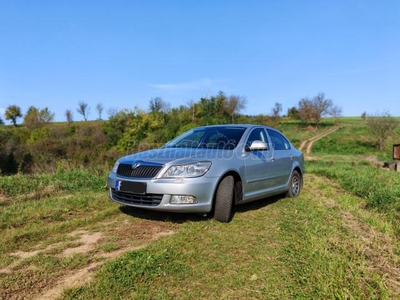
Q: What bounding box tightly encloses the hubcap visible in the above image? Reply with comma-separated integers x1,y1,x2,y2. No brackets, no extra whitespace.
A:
292,176,300,196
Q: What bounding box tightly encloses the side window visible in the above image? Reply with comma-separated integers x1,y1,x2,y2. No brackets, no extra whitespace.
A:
246,128,269,149
267,129,291,150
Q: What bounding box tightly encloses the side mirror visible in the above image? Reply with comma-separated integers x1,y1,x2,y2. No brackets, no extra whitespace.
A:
247,140,269,151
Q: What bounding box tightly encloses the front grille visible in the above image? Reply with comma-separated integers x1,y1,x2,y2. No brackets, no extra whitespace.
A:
111,189,163,206
117,164,163,178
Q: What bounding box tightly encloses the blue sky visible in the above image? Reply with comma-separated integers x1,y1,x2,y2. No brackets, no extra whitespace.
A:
1,0,399,122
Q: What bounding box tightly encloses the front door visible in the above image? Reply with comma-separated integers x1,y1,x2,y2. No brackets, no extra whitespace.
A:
243,127,275,199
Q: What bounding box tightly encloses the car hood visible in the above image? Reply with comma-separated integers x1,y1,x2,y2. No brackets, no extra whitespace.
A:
119,147,234,165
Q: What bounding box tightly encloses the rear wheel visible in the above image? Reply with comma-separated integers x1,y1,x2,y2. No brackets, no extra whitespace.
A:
286,170,301,198
214,175,234,222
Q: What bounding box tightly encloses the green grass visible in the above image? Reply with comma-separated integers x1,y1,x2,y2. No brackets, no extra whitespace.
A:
278,119,336,148
312,125,375,155
0,193,118,253
0,169,181,299
310,117,400,161
307,160,400,238
0,170,110,254
62,175,399,299
0,169,106,202
2,171,399,299
0,190,119,299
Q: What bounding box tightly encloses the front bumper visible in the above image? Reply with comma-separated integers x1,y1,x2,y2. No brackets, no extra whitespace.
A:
107,173,218,213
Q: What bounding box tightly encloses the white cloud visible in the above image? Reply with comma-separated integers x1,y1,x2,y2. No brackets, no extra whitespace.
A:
0,107,5,117
149,78,224,92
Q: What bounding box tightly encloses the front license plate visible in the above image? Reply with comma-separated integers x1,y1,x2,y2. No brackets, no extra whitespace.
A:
115,181,146,194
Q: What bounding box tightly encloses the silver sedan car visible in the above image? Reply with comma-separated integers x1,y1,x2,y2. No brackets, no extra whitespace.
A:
107,124,304,222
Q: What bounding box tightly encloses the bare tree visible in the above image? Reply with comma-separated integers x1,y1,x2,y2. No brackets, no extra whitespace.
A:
366,112,399,151
361,111,367,120
330,105,342,123
312,93,333,126
298,93,333,127
149,97,170,113
224,95,246,123
298,98,315,124
271,102,282,120
40,107,55,123
107,107,118,119
96,102,104,120
65,109,73,124
77,101,90,121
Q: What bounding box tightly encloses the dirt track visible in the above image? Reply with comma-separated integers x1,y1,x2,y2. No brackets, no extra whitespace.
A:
298,126,339,156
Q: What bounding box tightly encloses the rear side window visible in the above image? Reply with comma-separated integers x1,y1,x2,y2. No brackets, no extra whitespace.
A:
267,129,291,150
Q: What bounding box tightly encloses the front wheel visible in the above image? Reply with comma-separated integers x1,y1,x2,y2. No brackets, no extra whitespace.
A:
286,170,302,198
213,175,234,222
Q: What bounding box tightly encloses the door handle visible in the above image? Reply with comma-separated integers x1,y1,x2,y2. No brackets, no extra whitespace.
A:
270,156,275,162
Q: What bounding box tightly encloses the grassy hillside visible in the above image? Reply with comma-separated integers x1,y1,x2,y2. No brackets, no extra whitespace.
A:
1,115,398,175
311,117,400,161
1,117,400,299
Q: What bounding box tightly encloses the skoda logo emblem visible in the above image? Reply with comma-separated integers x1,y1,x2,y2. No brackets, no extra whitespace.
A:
132,162,140,169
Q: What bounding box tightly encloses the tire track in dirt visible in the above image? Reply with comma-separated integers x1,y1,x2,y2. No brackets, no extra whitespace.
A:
299,126,339,156
34,224,176,300
1,216,179,300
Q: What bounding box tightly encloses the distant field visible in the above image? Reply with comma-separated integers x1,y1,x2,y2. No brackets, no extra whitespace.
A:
286,117,400,161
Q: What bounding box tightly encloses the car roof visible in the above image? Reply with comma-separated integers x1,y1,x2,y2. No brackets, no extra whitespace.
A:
195,124,277,130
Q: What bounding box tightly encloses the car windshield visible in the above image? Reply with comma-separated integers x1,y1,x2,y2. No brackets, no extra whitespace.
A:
164,126,246,150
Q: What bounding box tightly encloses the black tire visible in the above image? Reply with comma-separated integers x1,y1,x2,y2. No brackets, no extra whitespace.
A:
286,170,302,198
214,175,234,222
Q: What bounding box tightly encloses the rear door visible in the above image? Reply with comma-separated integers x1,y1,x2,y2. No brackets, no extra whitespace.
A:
266,129,293,187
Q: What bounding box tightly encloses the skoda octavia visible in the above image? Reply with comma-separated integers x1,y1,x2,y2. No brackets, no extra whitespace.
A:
107,124,304,222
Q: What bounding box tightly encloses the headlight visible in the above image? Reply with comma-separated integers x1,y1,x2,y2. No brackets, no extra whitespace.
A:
162,161,211,178
112,161,120,173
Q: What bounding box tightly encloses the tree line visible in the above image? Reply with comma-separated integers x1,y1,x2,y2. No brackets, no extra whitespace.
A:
1,91,398,175
1,92,340,127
